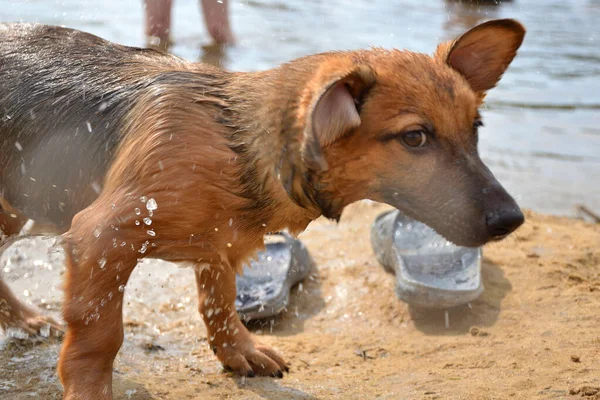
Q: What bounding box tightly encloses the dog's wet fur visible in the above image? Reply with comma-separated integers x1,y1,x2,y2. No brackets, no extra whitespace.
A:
0,20,525,399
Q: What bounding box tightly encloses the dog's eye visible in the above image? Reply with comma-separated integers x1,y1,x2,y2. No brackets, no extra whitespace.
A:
402,130,427,148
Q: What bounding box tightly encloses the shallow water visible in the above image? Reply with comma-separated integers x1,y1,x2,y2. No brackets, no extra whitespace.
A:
4,0,600,216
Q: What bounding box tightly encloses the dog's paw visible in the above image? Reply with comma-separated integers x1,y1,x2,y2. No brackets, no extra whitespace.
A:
3,310,64,340
23,313,64,338
213,337,289,378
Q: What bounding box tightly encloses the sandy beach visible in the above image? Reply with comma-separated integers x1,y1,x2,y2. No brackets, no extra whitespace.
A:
2,2,600,397
1,202,599,399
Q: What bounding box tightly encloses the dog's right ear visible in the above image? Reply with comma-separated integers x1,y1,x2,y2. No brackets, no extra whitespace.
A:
299,61,376,172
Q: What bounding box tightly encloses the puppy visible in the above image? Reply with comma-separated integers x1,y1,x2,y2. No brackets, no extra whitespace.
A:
0,19,525,399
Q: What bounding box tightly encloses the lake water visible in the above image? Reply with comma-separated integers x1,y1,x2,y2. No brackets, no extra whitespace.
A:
3,0,600,217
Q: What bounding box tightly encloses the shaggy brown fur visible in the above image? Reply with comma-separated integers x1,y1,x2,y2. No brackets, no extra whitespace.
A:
0,20,525,399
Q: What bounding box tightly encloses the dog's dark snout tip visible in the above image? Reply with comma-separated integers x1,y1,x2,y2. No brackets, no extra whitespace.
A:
486,208,525,239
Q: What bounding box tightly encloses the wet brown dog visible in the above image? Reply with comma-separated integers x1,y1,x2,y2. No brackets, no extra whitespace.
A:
0,19,525,399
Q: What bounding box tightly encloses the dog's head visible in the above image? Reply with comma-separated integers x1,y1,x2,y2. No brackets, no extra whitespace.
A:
283,19,526,247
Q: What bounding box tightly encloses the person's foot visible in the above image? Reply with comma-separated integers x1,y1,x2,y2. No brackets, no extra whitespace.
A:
201,0,235,45
146,35,172,53
206,23,235,45
144,0,173,52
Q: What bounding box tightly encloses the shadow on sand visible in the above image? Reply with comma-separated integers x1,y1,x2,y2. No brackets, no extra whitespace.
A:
409,257,512,336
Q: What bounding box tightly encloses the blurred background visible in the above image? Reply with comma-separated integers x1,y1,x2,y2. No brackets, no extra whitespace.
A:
4,0,600,218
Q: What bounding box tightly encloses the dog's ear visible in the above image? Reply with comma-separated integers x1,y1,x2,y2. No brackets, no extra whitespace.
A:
300,62,376,172
436,19,525,94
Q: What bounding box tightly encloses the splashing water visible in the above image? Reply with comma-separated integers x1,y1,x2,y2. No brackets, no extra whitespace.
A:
146,198,158,211
5,327,29,340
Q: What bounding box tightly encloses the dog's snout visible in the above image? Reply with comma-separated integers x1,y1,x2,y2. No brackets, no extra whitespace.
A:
485,207,525,239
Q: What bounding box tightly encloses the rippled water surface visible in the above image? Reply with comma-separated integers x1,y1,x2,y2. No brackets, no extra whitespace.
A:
4,0,600,216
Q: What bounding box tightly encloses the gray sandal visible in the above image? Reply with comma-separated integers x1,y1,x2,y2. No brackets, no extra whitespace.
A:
235,232,314,321
371,209,483,309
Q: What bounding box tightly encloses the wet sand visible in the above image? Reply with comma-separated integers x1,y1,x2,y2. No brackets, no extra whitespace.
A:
2,202,599,399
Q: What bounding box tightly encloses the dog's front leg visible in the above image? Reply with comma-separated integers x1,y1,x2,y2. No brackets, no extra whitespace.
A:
195,265,288,377
58,205,142,400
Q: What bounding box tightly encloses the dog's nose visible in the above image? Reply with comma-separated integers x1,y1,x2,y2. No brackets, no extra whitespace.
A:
485,207,525,239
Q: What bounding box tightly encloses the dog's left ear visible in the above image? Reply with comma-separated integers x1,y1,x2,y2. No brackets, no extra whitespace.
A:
300,62,376,172
437,19,526,94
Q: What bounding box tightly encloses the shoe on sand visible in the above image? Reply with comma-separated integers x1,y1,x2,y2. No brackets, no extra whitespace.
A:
370,209,483,309
236,232,314,321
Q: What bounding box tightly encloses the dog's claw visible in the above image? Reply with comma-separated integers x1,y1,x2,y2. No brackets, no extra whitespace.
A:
24,315,64,338
3,310,64,340
211,327,288,378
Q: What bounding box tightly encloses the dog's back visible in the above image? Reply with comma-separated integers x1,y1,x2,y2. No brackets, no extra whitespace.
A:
0,23,186,230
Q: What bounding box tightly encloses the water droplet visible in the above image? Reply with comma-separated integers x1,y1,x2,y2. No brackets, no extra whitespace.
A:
226,243,232,248
15,141,23,151
147,229,156,237
140,196,147,203
94,225,102,237
134,208,141,216
98,257,107,269
143,217,152,225
39,324,51,338
146,198,157,211
86,121,92,133
110,203,116,210
135,220,140,226
91,181,102,194
118,285,125,292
